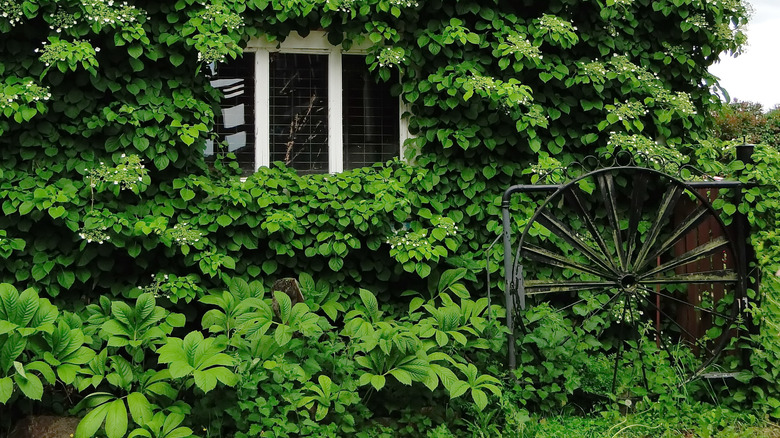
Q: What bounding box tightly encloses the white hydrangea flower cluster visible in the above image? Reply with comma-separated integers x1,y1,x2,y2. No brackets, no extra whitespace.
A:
37,39,100,68
611,296,643,323
78,224,110,244
686,14,708,29
142,273,201,302
0,80,51,110
168,223,202,245
386,232,431,251
0,0,23,26
523,105,548,127
662,91,696,116
329,0,357,13
377,47,405,67
505,34,542,60
609,100,648,121
145,273,171,300
579,61,607,82
200,4,243,30
609,0,634,5
609,55,657,83
606,132,686,164
87,154,147,191
537,14,577,34
389,0,418,7
464,75,532,109
528,154,564,178
82,0,146,27
48,10,78,33
431,217,458,237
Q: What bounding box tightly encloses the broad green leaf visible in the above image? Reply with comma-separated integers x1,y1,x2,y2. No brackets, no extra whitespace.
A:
0,376,13,403
127,392,152,425
370,374,386,391
389,369,413,385
471,388,488,410
274,324,293,346
105,398,129,438
76,403,110,438
14,372,42,400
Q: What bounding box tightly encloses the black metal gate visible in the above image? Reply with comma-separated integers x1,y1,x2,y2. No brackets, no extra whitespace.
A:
500,152,753,392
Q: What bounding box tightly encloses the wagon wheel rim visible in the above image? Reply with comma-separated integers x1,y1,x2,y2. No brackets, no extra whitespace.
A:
514,167,744,396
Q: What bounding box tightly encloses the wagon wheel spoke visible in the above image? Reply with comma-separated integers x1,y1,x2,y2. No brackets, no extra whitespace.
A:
612,297,630,393
626,294,649,390
536,208,618,276
516,167,742,395
639,270,737,285
631,185,684,270
521,245,614,278
634,288,719,359
596,173,627,270
626,173,650,268
639,237,731,278
635,284,734,320
524,280,616,295
635,205,713,272
564,188,617,272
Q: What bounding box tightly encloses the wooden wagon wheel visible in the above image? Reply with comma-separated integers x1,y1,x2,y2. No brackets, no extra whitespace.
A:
514,167,744,395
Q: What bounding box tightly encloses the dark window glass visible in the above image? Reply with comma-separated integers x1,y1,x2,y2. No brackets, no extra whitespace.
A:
207,53,255,176
342,55,399,170
269,53,329,175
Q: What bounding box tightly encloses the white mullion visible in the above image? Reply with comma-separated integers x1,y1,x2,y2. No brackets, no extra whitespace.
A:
256,50,270,169
399,100,412,162
328,50,343,173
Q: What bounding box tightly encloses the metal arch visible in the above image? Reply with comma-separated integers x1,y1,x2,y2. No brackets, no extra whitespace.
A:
500,165,748,371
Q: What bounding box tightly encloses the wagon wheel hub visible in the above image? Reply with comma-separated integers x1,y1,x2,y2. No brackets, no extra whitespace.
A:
510,166,745,396
618,273,638,291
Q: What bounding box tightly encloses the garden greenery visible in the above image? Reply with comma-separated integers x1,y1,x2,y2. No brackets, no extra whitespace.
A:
2,0,777,436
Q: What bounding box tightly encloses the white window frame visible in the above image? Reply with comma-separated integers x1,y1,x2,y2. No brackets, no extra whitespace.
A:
244,31,411,174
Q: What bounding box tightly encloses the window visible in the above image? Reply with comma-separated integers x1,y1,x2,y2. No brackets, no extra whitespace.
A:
205,32,408,176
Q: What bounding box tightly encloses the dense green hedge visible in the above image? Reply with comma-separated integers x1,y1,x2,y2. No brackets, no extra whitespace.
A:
2,0,771,436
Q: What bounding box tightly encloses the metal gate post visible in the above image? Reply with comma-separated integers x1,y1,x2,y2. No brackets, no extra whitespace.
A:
735,144,759,332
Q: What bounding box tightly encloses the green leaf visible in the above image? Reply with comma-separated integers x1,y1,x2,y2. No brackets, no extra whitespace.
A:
328,257,343,271
415,263,431,278
127,392,152,425
170,53,185,67
57,270,75,288
389,369,413,385
274,324,293,346
76,403,110,438
471,388,488,410
128,44,143,58
358,289,379,321
180,189,195,201
14,372,43,400
105,398,129,438
0,376,13,404
216,215,232,227
273,291,292,323
370,374,386,390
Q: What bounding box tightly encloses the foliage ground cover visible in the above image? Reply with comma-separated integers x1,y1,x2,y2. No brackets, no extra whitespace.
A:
3,0,780,437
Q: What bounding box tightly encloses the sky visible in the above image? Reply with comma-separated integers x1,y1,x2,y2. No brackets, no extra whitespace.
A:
708,0,780,110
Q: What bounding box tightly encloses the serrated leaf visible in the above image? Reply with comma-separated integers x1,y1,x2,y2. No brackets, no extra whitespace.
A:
389,369,412,385
370,374,386,390
274,324,293,346
273,291,292,323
